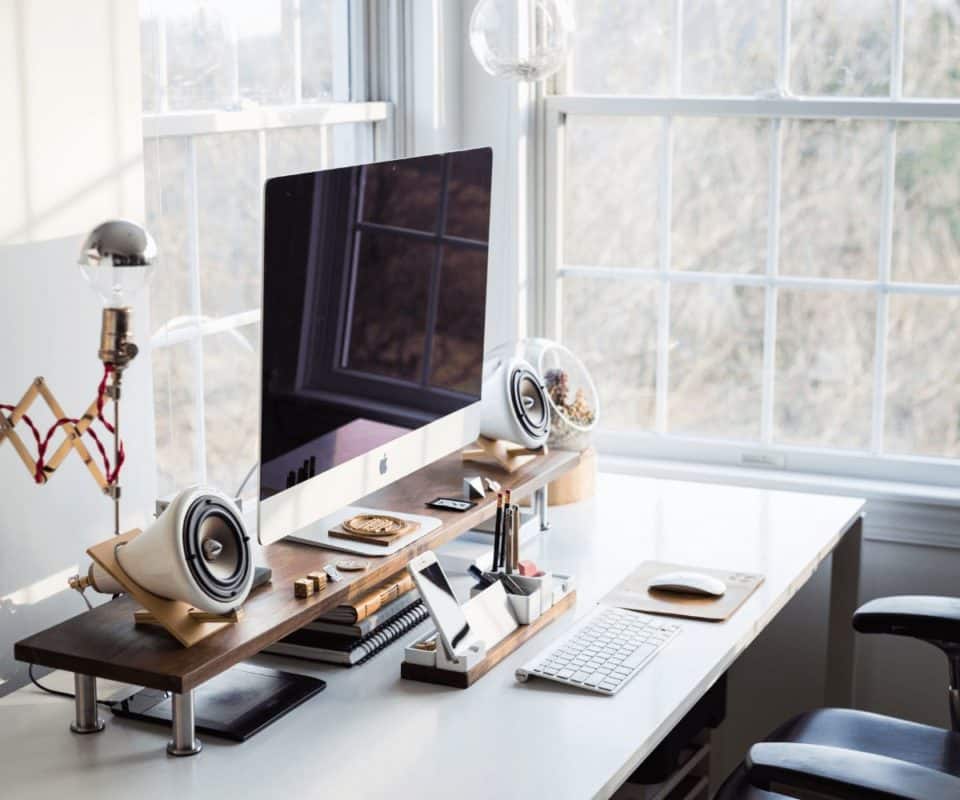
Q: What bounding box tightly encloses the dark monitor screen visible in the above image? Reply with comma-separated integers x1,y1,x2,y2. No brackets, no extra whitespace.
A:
259,147,492,500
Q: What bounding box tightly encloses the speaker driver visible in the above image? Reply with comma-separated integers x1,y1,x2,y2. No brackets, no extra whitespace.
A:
510,367,549,440
182,496,250,603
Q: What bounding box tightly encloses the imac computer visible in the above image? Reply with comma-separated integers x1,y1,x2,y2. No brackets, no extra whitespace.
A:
258,147,493,546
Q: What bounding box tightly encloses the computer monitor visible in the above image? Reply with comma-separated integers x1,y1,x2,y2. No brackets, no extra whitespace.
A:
257,147,493,546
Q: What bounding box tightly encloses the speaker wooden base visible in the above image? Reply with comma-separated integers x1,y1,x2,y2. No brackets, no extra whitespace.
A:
87,530,239,648
461,436,546,474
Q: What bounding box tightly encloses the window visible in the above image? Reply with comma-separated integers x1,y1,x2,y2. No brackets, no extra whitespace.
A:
140,1,391,499
542,1,960,485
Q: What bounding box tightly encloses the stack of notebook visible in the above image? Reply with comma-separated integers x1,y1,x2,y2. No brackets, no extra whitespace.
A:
265,571,427,666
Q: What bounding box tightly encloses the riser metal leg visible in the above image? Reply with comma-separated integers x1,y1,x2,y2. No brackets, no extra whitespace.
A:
535,485,550,531
167,690,202,756
70,673,105,734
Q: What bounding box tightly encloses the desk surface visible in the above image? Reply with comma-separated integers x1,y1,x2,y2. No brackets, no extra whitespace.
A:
0,472,863,800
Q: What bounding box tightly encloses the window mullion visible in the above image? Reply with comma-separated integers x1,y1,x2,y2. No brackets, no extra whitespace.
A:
778,0,792,94
871,121,897,454
761,118,783,444
655,115,674,434
185,136,208,485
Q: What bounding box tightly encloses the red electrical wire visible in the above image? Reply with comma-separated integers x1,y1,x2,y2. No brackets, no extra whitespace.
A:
1,365,125,485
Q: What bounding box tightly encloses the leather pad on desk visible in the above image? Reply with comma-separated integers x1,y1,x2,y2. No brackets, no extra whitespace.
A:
603,561,763,621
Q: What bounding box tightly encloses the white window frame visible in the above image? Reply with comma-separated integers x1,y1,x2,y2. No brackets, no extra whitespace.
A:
539,0,960,491
144,1,396,487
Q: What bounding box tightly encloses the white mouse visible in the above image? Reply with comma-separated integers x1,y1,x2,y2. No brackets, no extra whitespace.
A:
648,571,727,597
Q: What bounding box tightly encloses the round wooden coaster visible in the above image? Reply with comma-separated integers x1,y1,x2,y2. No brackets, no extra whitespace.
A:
335,559,368,572
341,514,417,538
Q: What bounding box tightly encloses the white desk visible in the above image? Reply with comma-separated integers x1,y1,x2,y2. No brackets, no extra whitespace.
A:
0,472,863,800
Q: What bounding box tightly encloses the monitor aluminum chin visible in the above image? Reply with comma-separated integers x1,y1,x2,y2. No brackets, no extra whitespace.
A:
258,401,480,545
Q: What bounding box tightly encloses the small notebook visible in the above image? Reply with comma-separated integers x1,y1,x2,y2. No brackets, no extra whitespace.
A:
603,561,764,622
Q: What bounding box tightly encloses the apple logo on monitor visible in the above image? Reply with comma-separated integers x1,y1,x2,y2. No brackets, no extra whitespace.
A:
379,454,388,475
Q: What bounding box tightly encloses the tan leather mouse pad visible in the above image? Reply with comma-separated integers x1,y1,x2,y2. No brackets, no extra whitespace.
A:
603,561,764,622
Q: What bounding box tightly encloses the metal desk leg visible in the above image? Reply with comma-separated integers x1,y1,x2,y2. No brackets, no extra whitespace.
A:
825,515,863,708
70,673,105,734
167,690,202,756
535,485,551,531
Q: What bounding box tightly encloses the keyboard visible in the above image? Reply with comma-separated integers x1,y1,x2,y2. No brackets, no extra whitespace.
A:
515,605,681,695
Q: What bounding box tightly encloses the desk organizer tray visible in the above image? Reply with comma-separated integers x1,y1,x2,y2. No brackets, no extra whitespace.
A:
401,574,576,689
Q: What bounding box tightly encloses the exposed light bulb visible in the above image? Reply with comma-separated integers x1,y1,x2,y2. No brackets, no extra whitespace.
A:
78,219,157,308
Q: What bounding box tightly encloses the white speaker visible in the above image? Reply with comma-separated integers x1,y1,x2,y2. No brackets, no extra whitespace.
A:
81,487,255,615
479,356,551,449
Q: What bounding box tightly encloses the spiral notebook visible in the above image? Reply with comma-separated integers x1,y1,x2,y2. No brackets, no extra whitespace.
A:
264,600,428,666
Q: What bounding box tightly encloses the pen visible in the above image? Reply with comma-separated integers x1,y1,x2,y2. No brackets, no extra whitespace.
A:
502,490,512,571
493,492,504,571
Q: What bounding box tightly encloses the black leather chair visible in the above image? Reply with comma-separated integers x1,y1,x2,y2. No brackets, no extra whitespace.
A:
715,595,960,799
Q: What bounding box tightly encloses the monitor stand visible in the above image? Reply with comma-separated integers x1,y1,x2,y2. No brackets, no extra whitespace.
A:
284,505,442,556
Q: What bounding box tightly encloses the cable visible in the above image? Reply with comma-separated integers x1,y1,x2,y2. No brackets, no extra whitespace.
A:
28,664,116,708
233,461,258,500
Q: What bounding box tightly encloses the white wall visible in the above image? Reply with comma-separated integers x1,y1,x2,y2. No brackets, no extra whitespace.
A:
0,0,155,695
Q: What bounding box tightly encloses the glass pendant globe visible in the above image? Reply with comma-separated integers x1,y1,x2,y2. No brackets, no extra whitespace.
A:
469,0,574,82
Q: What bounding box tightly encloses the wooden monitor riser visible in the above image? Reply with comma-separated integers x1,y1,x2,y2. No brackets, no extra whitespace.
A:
15,449,581,694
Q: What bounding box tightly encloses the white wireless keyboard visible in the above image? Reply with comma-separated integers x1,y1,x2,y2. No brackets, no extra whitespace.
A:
515,605,681,695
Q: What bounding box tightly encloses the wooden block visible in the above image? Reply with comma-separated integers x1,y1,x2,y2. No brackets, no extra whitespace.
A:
307,571,328,592
294,578,314,599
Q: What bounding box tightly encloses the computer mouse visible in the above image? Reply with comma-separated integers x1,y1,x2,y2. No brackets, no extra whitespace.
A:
648,571,727,597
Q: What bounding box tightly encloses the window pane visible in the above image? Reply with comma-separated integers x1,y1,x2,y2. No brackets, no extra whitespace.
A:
145,137,192,329
884,296,960,458
682,1,778,95
149,1,298,110
153,340,201,498
347,233,433,382
775,289,875,449
564,116,660,268
301,0,338,101
669,285,764,439
560,277,658,430
672,117,768,272
195,132,261,319
779,120,884,279
266,126,331,178
570,0,672,95
903,5,960,98
429,247,488,394
203,325,260,496
790,0,892,97
891,122,960,284
362,157,444,232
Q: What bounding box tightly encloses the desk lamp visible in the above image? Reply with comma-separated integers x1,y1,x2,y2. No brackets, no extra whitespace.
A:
77,220,156,535
0,220,155,539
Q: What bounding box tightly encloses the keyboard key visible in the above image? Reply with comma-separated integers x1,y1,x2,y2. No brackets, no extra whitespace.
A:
571,671,590,683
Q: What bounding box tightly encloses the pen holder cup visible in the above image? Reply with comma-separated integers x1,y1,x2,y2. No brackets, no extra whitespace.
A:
508,573,554,616
506,588,541,624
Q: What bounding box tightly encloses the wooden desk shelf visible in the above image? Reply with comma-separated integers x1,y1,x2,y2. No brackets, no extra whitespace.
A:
15,449,581,696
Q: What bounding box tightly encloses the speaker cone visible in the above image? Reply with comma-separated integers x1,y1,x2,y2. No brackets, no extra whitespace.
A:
182,496,250,602
510,366,549,440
